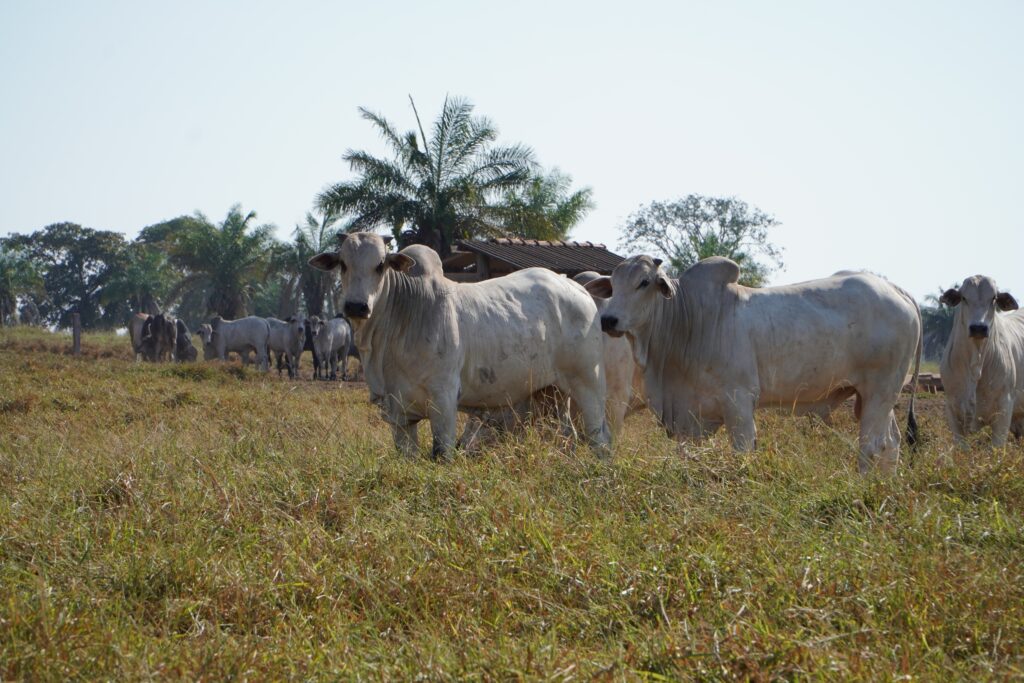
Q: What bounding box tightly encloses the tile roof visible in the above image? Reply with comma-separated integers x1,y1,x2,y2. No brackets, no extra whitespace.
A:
448,238,625,276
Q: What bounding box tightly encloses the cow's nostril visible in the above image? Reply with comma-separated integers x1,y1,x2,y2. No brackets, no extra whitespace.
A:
968,324,989,339
601,315,619,332
344,302,371,319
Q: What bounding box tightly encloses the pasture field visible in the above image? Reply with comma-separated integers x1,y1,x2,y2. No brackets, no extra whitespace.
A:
1,327,1022,680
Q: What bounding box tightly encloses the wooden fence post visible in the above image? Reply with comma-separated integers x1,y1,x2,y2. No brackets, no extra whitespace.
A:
72,312,82,356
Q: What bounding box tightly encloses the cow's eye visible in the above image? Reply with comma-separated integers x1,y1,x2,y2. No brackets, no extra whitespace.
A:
376,261,385,274
638,279,650,289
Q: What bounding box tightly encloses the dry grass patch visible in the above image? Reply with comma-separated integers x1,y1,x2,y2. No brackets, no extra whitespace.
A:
1,327,1022,679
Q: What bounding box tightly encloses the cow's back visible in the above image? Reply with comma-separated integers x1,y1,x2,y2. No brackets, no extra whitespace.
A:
453,268,603,407
739,272,919,404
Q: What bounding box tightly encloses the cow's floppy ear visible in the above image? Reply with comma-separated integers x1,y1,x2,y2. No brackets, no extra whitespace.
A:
657,274,675,299
387,253,415,272
584,276,614,299
939,288,962,307
996,291,1019,312
309,251,342,271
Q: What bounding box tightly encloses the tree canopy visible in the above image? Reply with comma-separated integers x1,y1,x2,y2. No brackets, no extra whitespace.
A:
497,170,594,241
0,244,44,326
319,96,593,255
1,223,129,328
160,205,281,320
618,195,784,287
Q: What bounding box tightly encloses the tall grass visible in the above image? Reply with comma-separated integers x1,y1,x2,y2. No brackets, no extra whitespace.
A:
1,328,1021,679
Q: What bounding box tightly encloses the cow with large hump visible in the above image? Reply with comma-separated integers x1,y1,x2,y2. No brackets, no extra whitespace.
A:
585,255,922,474
939,275,1024,448
195,316,271,370
309,233,612,461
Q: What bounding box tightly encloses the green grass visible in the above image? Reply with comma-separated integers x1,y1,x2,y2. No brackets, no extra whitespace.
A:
1,327,1022,680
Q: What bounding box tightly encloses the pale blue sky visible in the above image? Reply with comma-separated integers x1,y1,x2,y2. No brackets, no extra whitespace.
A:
1,1,1021,300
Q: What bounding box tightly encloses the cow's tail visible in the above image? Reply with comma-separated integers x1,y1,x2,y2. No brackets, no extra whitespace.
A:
905,291,923,451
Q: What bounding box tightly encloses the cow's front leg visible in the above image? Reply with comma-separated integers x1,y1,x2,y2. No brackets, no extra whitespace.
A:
990,395,1015,448
724,393,757,452
428,390,459,462
390,420,420,459
945,401,970,451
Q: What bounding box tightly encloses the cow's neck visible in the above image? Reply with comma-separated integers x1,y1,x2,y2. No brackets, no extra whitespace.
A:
634,280,733,420
353,270,453,392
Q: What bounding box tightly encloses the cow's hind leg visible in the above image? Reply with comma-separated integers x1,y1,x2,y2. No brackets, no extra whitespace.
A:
559,378,611,460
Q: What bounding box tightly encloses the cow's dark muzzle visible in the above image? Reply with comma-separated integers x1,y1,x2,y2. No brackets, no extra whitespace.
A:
344,301,371,319
601,315,624,337
969,324,989,339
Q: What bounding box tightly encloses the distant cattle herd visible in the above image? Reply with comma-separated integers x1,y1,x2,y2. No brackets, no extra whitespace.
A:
127,235,1024,472
128,310,359,381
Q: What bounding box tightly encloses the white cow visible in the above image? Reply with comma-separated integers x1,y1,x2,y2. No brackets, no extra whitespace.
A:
573,271,646,433
939,275,1023,448
196,316,271,370
309,233,611,461
267,317,305,378
128,312,151,362
310,316,354,381
586,256,921,473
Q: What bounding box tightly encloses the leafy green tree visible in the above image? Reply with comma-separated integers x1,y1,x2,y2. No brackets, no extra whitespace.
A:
497,169,594,241
618,195,784,287
318,96,536,256
0,245,44,326
921,286,958,361
98,242,176,317
1,222,129,328
163,205,280,320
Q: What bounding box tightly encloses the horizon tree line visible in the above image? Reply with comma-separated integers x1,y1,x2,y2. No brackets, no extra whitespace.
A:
4,95,954,356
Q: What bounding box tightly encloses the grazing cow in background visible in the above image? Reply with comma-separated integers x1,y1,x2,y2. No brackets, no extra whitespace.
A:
310,315,354,381
940,276,1024,448
574,271,646,433
141,313,177,362
586,256,921,474
309,232,611,461
267,317,305,378
196,316,271,370
128,312,151,361
174,319,198,362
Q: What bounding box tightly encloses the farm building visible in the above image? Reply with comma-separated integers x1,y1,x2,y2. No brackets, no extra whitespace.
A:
441,237,625,282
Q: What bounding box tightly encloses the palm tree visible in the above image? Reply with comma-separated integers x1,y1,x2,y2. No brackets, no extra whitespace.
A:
166,205,279,319
497,169,594,241
290,208,342,317
317,96,536,256
922,286,957,361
